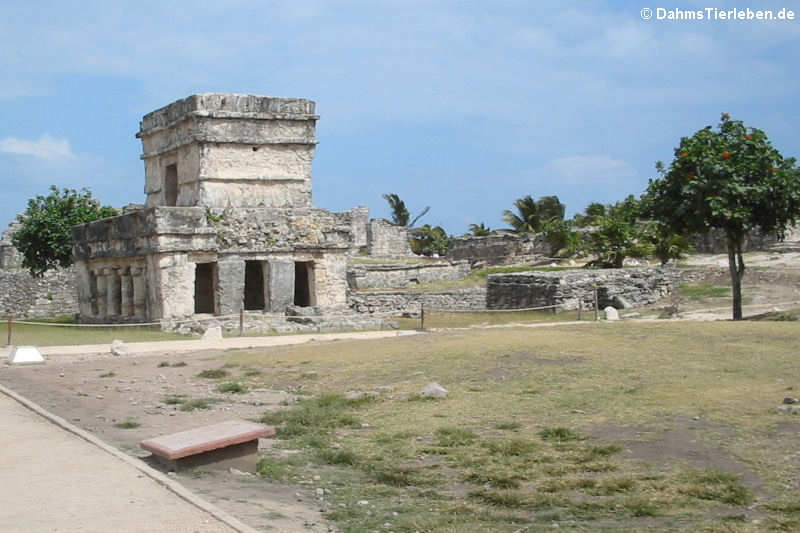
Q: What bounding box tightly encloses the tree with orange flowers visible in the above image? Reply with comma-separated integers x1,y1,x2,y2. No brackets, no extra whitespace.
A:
646,113,800,320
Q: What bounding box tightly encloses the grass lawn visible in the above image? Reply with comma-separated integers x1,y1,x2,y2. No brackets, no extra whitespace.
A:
0,318,189,346
395,309,590,330
212,321,800,532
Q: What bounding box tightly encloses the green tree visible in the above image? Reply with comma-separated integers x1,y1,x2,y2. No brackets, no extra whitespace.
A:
12,186,117,277
503,195,565,233
467,223,492,237
410,225,452,256
646,113,800,319
645,223,693,265
541,218,582,257
571,202,606,227
587,196,652,268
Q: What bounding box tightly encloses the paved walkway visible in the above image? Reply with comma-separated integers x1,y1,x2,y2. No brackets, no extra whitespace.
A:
0,385,256,533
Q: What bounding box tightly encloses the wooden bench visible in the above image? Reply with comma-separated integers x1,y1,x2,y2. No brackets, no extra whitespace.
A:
140,420,275,470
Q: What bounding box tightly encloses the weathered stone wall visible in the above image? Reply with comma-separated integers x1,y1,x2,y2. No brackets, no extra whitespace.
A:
448,233,551,265
367,219,412,256
347,261,470,290
349,287,487,316
0,220,23,269
487,267,680,311
690,226,800,254
0,266,78,318
690,228,776,254
336,206,369,253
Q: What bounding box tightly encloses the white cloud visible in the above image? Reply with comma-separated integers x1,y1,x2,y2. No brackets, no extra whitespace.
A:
0,134,74,160
544,155,638,185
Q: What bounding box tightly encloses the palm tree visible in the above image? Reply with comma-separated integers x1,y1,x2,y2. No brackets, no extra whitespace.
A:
468,223,492,236
503,195,539,233
503,195,565,233
382,193,430,227
382,193,410,226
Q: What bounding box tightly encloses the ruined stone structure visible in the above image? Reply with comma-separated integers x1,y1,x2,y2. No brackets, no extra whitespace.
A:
347,260,470,290
486,267,680,312
72,94,371,323
0,221,23,269
448,233,551,266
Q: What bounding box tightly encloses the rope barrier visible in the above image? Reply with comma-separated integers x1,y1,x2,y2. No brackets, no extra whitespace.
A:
423,303,564,313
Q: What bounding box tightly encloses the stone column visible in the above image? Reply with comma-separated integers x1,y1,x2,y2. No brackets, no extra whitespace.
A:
105,267,121,318
131,266,147,320
216,259,245,316
95,270,108,319
266,260,295,312
120,268,133,318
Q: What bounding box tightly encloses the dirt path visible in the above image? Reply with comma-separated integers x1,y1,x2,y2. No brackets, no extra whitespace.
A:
0,348,333,532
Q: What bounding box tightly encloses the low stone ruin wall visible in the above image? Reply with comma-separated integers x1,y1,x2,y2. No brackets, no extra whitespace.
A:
487,267,680,311
161,308,391,335
367,219,412,257
0,267,79,318
349,287,487,316
448,233,551,266
347,260,470,290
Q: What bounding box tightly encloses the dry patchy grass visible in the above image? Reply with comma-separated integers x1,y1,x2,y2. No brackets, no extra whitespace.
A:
212,321,799,531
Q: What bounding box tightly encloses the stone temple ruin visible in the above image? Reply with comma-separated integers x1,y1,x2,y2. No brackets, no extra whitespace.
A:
71,94,397,327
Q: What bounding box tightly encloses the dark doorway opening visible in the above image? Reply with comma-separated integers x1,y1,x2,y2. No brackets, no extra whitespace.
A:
244,261,265,310
294,262,315,307
165,164,178,206
194,262,215,314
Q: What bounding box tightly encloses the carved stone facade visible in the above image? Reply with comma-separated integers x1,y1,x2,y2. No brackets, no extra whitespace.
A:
72,94,373,323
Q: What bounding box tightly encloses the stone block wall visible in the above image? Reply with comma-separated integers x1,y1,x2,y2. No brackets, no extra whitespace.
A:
349,287,487,316
367,219,412,256
0,220,23,269
448,233,551,265
487,267,680,311
347,261,470,290
0,266,79,318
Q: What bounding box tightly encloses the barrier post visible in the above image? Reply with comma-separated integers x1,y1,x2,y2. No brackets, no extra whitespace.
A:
593,285,599,321
420,303,425,331
6,315,11,346
239,309,244,336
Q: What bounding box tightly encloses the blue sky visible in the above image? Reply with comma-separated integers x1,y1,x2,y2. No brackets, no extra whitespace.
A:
1,1,798,235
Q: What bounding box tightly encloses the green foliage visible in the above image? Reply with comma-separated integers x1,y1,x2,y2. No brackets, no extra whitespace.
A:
646,113,800,319
259,393,373,438
541,218,583,257
502,195,565,234
679,470,752,505
467,222,492,237
216,381,248,394
409,224,453,256
539,427,586,442
646,223,693,265
13,186,117,277
197,368,230,379
586,196,652,268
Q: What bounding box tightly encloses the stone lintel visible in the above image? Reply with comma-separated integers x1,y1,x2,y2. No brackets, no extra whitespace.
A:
140,420,275,460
